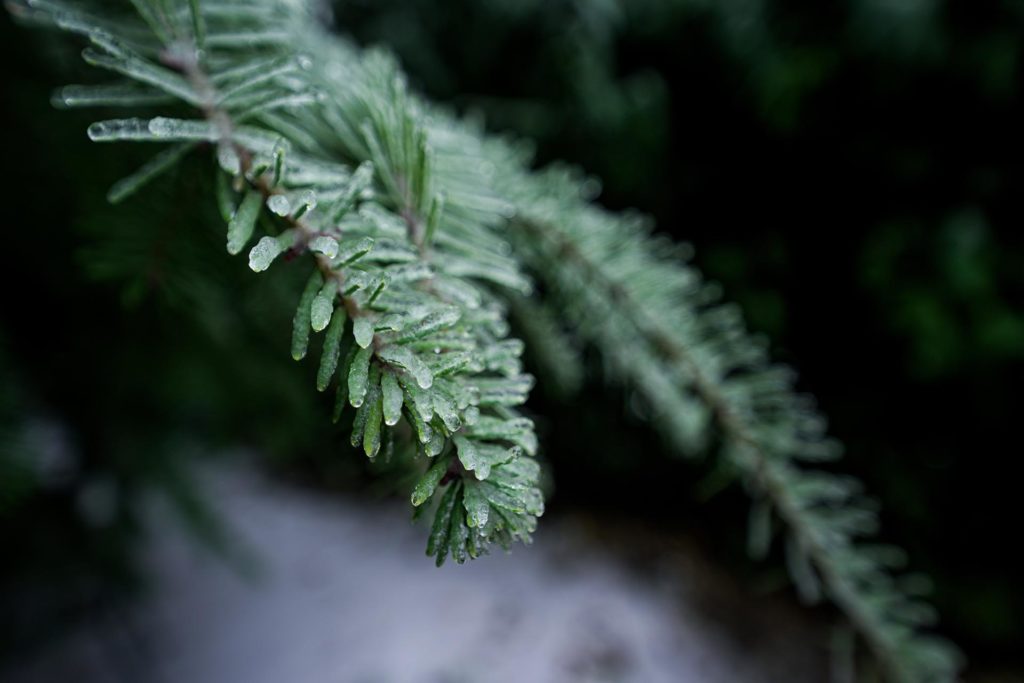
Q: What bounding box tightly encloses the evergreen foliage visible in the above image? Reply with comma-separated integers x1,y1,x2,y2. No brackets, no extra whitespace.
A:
9,0,962,680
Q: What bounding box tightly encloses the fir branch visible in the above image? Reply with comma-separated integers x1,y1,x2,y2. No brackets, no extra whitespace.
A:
500,165,961,682
11,1,963,679
18,0,544,566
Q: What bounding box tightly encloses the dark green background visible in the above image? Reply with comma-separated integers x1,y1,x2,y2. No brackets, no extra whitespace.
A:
2,0,1022,675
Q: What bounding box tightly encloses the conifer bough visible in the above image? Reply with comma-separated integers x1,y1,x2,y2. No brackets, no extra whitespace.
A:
12,0,962,680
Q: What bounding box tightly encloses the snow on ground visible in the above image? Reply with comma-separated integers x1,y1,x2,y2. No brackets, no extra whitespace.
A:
6,463,823,683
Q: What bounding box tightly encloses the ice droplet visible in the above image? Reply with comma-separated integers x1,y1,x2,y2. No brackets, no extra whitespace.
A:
217,145,241,175
309,236,339,259
248,236,283,272
147,117,173,137
311,297,334,332
267,194,291,216
353,317,374,349
299,189,318,211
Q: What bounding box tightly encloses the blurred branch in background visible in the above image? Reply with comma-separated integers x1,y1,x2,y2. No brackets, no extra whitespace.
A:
331,0,1024,670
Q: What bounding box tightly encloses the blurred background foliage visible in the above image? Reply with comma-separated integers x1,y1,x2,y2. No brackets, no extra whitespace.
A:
1,0,1022,676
